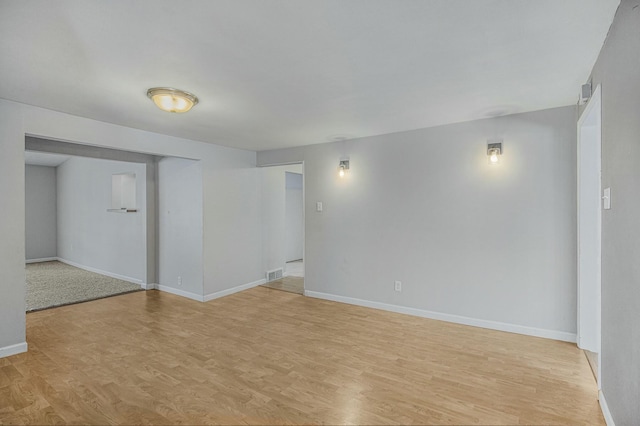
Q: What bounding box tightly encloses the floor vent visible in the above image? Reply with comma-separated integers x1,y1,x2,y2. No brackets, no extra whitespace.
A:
266,268,283,282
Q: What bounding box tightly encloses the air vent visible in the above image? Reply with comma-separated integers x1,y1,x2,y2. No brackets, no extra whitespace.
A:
266,268,283,282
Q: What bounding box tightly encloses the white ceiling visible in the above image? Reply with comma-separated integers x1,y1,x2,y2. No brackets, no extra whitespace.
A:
0,1,619,151
24,151,71,167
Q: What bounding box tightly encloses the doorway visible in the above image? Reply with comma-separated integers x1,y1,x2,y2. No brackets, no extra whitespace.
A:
260,163,305,295
24,149,148,311
284,171,304,278
577,85,602,386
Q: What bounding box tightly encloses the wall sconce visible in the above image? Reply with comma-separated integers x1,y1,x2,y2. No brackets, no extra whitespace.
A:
487,141,502,165
338,159,350,178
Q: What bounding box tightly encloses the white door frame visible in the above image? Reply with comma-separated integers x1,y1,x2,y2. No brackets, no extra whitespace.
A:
577,84,602,387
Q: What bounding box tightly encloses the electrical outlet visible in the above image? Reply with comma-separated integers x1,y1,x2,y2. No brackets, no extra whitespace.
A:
394,281,402,292
178,276,182,287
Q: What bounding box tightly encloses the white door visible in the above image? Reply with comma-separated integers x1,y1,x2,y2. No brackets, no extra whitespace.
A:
577,85,602,363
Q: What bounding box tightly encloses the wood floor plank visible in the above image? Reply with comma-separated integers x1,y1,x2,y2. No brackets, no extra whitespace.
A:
0,288,603,425
261,276,304,294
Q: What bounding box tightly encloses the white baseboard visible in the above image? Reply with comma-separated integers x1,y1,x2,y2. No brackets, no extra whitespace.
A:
156,278,266,302
156,285,203,302
304,291,577,343
57,257,143,286
599,390,615,426
26,257,57,264
141,283,157,290
0,342,28,359
203,278,266,302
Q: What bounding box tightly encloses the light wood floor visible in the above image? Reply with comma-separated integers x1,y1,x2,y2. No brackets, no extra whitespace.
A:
1,288,603,425
261,276,304,295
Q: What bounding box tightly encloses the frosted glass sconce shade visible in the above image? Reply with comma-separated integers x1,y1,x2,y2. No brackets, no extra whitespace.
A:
338,159,349,177
487,141,502,165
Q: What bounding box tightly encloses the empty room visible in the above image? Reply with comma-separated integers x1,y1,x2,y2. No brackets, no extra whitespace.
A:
24,149,148,312
0,1,638,425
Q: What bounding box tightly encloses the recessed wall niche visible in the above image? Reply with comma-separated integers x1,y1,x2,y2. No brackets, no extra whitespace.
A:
110,172,137,212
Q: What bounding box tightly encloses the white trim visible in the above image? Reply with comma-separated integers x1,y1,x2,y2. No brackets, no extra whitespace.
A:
577,84,603,386
599,390,615,426
203,278,266,302
0,342,28,359
301,162,305,294
156,285,203,302
25,257,57,264
140,283,157,290
57,257,143,285
305,291,577,343
155,279,266,302
257,161,304,167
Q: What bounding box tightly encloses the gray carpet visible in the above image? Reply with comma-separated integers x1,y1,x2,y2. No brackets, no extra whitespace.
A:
26,261,142,312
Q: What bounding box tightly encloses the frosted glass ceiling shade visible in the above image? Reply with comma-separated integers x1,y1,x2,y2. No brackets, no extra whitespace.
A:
147,87,198,113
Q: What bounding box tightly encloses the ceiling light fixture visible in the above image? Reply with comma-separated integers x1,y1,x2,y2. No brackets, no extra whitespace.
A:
146,87,199,113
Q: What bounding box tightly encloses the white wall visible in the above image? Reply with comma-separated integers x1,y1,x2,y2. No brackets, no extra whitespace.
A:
25,165,57,260
258,106,577,340
285,172,303,262
0,98,262,356
585,1,640,423
56,157,147,283
158,157,203,297
203,163,263,297
261,164,303,274
0,101,27,355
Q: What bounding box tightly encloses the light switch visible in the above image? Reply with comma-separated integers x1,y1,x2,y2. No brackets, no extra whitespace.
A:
603,187,611,210
316,201,323,212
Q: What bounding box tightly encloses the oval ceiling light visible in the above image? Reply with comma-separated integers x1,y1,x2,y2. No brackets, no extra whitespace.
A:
146,87,199,113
